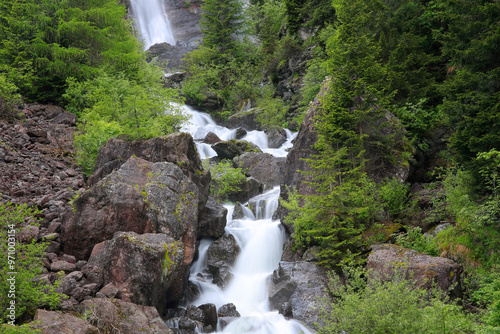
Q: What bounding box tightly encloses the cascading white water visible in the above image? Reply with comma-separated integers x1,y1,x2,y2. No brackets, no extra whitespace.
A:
180,104,297,160
181,107,313,333
128,3,305,330
130,0,176,49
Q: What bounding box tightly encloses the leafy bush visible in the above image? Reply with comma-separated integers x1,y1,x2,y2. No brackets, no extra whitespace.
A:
434,168,500,269
203,159,247,201
254,86,289,128
0,202,62,325
472,269,500,331
321,266,475,334
378,177,411,220
0,74,21,120
65,66,187,176
395,226,439,257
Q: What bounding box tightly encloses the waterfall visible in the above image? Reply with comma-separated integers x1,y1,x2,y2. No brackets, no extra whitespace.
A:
130,0,176,49
183,108,312,333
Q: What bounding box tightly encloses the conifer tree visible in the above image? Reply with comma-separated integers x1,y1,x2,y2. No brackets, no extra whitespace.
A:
200,0,244,54
283,0,390,269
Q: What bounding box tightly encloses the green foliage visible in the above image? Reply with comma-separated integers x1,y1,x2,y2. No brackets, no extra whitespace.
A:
395,226,439,257
438,0,500,183
65,65,186,176
321,266,476,333
200,0,244,54
1,324,41,334
0,0,144,102
254,86,288,128
283,0,302,35
282,171,378,268
378,177,411,220
247,0,286,53
394,99,441,152
0,74,21,120
434,169,500,269
203,159,247,201
472,269,500,330
182,44,259,114
0,202,62,325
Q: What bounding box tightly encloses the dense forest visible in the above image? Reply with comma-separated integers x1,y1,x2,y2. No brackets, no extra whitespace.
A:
1,0,499,332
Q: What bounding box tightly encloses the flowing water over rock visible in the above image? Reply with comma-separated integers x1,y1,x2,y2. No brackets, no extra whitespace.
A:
130,0,176,49
182,108,311,333
130,2,309,332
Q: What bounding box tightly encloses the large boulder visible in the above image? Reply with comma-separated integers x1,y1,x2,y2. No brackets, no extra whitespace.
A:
88,232,185,313
198,197,227,238
211,139,262,160
268,261,331,331
62,157,199,260
31,309,98,334
206,234,240,288
226,177,262,203
147,41,198,72
265,128,288,149
233,152,286,186
86,133,210,213
367,244,463,297
225,108,262,131
81,297,173,333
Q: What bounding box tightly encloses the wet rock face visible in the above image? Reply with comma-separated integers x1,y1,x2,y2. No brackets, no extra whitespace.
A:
87,133,210,213
268,261,332,331
233,152,286,186
62,157,199,261
367,244,463,298
225,108,262,131
206,234,240,288
88,232,185,313
198,197,227,238
164,0,203,44
265,127,287,149
211,139,262,160
81,297,173,334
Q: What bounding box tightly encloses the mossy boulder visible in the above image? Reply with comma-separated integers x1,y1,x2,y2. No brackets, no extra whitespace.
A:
88,232,185,313
367,244,463,298
211,139,262,160
62,157,199,261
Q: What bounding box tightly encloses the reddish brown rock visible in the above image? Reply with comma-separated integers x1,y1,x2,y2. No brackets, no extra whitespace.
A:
32,309,98,334
87,133,210,213
367,244,462,297
88,232,185,313
62,156,199,261
81,298,173,334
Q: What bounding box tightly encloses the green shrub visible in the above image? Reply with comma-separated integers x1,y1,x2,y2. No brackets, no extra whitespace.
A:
321,266,476,334
254,86,288,128
203,160,247,201
0,74,21,120
395,226,439,257
65,66,187,176
378,177,411,220
0,202,62,325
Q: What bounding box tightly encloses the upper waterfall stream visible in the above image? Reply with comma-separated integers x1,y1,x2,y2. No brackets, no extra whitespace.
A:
130,0,175,49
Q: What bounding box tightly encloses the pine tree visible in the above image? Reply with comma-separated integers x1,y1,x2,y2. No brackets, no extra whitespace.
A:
282,0,390,268
200,0,244,54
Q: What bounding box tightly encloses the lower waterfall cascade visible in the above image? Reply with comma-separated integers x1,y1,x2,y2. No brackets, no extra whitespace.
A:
178,106,313,334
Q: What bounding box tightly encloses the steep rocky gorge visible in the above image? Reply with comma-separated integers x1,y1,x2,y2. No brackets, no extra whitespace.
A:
1,87,465,333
